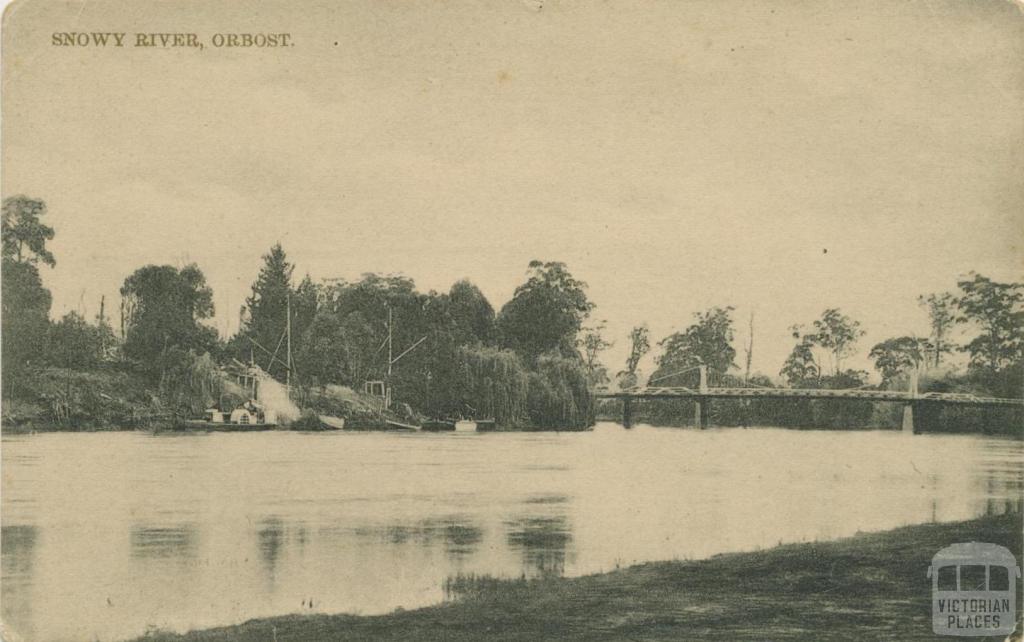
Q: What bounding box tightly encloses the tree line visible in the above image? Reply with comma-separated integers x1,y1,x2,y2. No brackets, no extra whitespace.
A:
597,271,1021,431
3,194,1020,431
1,196,597,429
610,278,1021,399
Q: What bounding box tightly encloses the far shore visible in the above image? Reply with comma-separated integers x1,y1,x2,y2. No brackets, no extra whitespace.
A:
5,421,1022,436
136,512,1022,642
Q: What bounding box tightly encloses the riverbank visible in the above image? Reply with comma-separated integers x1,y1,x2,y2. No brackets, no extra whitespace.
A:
1,366,589,433
137,512,1021,641
1,366,171,433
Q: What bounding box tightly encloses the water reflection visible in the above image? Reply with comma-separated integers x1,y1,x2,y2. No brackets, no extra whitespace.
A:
426,518,485,559
350,517,484,559
506,516,573,576
255,517,312,587
524,493,569,505
0,427,1021,641
2,525,38,640
256,517,285,581
130,524,199,560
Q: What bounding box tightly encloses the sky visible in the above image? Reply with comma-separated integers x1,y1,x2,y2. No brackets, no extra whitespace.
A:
3,0,1023,380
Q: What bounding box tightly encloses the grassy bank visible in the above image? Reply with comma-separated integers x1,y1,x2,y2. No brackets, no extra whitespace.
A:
1,365,170,432
138,513,1022,641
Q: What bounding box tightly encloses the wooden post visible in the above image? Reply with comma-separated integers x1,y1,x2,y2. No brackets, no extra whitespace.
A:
623,397,633,429
698,365,708,393
694,397,704,429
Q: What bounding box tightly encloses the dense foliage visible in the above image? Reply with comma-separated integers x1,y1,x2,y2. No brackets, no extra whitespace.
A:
868,336,926,385
285,264,593,428
651,307,736,386
955,273,1024,372
781,309,864,386
232,244,319,380
120,264,218,371
2,258,52,376
1,197,56,381
2,196,55,268
454,345,529,426
496,261,593,364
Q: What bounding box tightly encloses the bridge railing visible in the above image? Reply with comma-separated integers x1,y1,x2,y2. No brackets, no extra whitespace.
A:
623,365,1022,406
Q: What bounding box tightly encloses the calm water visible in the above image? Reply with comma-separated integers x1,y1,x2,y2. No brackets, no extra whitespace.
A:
2,424,1022,641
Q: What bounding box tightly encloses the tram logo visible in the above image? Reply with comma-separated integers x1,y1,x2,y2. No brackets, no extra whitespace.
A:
928,542,1020,636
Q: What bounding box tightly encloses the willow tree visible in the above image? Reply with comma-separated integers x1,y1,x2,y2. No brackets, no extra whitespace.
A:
527,352,593,430
158,350,227,416
455,345,529,427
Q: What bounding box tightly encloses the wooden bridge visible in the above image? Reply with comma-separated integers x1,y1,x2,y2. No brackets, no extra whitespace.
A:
596,366,1024,432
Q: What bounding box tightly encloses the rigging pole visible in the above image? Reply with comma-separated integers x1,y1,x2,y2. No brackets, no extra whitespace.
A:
286,293,292,392
386,305,393,408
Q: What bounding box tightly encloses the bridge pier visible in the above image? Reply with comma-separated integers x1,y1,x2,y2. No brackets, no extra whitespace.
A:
901,402,915,434
622,397,633,429
902,372,920,434
695,365,709,429
694,397,710,429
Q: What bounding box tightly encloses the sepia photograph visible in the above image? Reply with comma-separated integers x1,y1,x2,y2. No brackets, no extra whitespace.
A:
1,0,1022,640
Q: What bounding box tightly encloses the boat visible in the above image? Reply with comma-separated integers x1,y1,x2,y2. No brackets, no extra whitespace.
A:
421,418,496,432
385,419,421,431
472,419,497,431
178,402,277,431
317,415,346,430
422,419,456,432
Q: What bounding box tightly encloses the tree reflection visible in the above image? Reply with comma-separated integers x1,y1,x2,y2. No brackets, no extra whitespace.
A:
256,517,309,585
257,517,285,582
506,516,573,577
352,517,484,561
2,525,38,640
129,524,198,560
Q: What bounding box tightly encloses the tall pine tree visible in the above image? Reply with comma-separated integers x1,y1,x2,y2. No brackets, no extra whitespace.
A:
241,244,295,381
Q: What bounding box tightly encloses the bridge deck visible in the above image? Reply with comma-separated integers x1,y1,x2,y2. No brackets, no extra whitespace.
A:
597,387,1024,407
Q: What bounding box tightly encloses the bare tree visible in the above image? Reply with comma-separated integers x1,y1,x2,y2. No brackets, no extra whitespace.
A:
918,292,956,368
744,311,754,382
617,324,650,389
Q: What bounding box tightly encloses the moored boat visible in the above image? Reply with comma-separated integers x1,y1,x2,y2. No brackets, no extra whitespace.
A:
317,415,346,430
384,419,421,431
472,419,496,431
178,400,278,432
422,419,456,432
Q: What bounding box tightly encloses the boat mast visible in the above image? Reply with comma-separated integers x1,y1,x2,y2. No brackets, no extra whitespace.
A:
386,305,392,408
286,292,292,393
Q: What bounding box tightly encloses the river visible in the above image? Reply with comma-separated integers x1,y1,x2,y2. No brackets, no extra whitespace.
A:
2,424,1021,641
